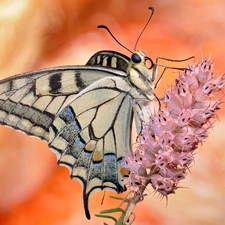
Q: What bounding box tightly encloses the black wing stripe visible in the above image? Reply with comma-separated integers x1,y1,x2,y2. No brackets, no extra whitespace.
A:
49,72,62,94
0,99,55,129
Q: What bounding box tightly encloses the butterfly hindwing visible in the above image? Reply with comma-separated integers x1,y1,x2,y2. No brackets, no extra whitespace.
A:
48,76,133,219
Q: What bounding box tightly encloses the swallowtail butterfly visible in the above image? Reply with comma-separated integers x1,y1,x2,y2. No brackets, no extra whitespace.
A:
0,7,163,219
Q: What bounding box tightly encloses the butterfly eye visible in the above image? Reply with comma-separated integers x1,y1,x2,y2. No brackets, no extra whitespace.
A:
145,57,154,70
131,53,142,63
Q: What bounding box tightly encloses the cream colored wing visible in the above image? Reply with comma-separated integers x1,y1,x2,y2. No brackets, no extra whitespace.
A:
48,76,133,219
0,66,126,141
0,50,150,219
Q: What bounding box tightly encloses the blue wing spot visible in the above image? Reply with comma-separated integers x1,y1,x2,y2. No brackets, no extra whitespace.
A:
59,106,76,122
73,119,81,132
71,134,86,158
105,153,116,161
104,153,117,181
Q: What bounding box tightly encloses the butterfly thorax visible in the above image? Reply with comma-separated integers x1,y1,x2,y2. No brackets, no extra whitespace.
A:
127,51,155,100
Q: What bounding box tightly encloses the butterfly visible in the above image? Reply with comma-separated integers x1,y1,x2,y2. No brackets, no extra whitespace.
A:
0,8,158,219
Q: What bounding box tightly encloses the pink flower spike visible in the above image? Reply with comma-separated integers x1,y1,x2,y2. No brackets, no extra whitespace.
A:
122,57,224,201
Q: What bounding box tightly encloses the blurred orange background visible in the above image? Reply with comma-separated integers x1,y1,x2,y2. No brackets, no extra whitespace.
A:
0,0,225,224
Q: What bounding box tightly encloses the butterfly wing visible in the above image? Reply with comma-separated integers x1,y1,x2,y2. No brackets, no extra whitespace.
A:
0,51,132,219
0,51,129,141
0,66,110,140
48,76,132,219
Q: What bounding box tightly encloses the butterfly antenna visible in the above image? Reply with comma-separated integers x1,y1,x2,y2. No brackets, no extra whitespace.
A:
98,25,133,54
134,7,154,51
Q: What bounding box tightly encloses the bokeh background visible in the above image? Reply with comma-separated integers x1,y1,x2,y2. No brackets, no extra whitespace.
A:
0,0,225,224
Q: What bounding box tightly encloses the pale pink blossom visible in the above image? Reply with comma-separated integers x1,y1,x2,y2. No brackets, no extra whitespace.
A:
123,58,225,198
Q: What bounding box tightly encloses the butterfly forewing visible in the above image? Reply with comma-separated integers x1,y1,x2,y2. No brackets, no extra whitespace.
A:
0,51,128,141
0,72,57,140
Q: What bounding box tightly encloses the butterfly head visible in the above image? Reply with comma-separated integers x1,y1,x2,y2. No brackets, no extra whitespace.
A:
127,51,156,95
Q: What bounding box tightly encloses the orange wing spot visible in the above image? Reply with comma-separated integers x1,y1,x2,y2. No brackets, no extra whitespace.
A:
93,149,103,162
85,140,96,152
92,139,103,162
92,141,104,162
120,167,130,176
